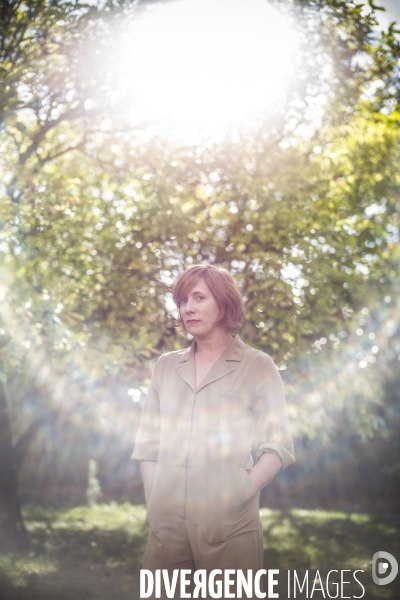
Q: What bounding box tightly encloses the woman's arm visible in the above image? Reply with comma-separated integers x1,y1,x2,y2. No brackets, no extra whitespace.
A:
253,355,295,471
248,452,282,492
140,460,157,481
131,358,162,463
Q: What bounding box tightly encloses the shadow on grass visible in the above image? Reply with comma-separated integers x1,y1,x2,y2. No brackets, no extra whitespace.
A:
0,503,148,600
260,508,400,599
0,505,399,599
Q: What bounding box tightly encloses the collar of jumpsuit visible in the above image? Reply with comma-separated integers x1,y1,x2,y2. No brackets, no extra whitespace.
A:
176,333,245,393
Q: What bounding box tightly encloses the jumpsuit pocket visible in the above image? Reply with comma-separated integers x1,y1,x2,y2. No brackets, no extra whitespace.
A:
206,467,260,544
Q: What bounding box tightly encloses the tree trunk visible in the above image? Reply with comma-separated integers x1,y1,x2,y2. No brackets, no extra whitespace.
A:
0,382,30,553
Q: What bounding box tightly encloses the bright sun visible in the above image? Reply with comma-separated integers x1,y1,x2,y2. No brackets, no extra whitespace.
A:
120,0,298,134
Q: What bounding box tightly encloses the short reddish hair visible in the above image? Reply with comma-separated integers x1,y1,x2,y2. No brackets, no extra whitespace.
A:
172,264,244,333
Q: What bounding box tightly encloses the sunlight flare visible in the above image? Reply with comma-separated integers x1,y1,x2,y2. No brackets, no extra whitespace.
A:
120,0,298,133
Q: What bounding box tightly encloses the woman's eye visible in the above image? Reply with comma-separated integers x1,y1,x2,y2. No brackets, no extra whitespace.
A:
180,298,187,304
196,296,204,300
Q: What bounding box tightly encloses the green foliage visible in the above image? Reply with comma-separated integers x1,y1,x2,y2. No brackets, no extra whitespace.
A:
0,0,399,505
1,0,399,363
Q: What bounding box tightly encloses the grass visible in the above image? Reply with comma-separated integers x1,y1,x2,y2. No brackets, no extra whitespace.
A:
0,504,399,599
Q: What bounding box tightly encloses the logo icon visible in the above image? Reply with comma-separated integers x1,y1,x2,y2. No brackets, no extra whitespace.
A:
370,551,398,586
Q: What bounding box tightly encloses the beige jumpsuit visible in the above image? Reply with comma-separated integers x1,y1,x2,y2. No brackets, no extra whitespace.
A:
131,335,295,594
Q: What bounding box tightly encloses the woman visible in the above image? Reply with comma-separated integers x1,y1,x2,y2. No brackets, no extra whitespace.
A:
132,264,295,595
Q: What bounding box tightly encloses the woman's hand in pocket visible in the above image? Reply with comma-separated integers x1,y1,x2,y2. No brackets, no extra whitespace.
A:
248,452,282,492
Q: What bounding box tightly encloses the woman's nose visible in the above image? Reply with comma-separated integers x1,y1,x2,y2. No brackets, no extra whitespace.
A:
185,299,195,313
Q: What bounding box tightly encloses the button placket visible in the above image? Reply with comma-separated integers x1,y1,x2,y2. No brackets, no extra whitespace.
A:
180,392,197,518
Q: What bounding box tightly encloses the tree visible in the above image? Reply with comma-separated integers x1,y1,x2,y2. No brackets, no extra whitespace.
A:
0,0,149,552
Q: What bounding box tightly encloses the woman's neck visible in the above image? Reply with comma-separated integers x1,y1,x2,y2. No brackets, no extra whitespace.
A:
195,329,233,356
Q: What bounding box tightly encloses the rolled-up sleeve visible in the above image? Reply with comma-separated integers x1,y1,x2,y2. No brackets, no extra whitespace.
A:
253,355,295,470
131,357,161,462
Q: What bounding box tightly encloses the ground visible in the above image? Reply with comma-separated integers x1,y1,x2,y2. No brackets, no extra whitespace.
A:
0,504,399,599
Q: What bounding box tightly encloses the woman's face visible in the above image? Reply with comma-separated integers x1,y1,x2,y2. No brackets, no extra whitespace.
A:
179,279,224,339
